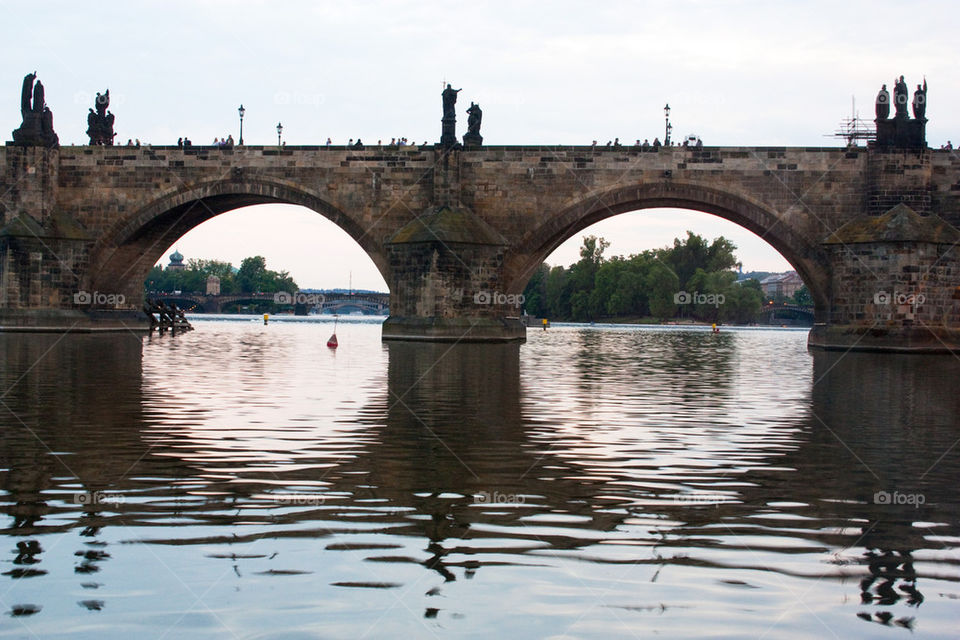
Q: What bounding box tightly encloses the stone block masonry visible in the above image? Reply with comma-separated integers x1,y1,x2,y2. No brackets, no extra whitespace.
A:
1,143,958,351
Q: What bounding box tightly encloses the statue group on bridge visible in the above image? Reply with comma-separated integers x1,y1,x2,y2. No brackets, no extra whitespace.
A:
11,72,58,147
86,90,116,145
440,82,484,148
875,75,927,149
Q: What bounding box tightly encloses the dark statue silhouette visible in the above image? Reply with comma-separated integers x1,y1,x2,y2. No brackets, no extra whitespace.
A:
466,102,482,134
875,84,890,120
893,75,909,118
11,72,58,147
86,90,116,146
440,83,462,147
441,83,461,120
874,74,926,149
912,80,927,120
463,101,483,147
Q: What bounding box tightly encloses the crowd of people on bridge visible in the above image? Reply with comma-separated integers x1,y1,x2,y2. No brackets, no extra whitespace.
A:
591,137,704,150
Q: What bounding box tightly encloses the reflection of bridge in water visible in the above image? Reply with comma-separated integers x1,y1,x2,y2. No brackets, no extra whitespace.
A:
147,290,389,315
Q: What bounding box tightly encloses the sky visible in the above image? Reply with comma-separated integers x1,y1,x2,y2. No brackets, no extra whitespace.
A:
3,1,957,290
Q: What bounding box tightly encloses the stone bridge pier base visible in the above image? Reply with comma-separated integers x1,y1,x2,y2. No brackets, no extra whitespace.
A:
381,206,526,342
808,205,960,353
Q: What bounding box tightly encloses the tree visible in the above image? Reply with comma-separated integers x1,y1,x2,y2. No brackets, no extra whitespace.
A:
145,254,296,299
237,256,268,293
521,263,550,317
792,284,813,306
545,265,569,318
723,281,763,324
646,263,679,321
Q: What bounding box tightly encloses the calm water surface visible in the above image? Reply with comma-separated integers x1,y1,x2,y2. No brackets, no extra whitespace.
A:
0,318,958,638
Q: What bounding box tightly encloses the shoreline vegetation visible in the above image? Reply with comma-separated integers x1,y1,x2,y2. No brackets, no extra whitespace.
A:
521,232,812,326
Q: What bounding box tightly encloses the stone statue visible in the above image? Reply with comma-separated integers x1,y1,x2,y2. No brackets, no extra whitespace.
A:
463,101,483,147
440,83,462,147
894,75,909,119
12,72,58,147
912,79,927,120
875,75,927,150
96,91,108,115
875,84,890,120
20,72,35,113
32,81,44,115
86,89,116,145
442,84,461,120
466,102,482,135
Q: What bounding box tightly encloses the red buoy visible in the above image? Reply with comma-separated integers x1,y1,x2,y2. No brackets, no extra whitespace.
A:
327,315,339,348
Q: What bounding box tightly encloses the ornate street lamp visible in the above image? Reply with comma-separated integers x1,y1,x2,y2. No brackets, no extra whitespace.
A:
664,103,672,146
277,122,283,146
238,104,245,145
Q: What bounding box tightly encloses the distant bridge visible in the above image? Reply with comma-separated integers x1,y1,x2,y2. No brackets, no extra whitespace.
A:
761,303,815,325
148,291,389,315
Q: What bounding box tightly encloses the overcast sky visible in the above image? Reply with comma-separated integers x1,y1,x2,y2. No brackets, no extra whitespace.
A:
4,1,956,290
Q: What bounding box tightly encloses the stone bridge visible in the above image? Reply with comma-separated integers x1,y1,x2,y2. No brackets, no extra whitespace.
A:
1,142,959,352
150,290,389,314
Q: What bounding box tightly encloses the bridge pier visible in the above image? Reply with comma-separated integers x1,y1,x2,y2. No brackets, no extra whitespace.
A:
381,205,526,342
808,204,960,353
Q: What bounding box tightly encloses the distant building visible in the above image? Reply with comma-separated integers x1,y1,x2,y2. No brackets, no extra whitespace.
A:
167,250,185,271
760,271,804,299
206,275,221,295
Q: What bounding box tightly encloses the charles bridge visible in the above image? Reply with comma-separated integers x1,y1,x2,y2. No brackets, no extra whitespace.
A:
1,75,959,352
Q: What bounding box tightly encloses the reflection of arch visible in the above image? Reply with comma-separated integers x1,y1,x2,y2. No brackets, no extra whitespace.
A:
505,181,830,318
86,177,389,300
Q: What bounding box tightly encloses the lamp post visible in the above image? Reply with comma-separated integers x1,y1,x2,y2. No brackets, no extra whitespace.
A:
664,103,672,146
277,122,283,146
238,104,245,145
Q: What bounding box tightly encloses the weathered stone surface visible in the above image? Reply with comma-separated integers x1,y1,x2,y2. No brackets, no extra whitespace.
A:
1,143,958,350
825,204,960,244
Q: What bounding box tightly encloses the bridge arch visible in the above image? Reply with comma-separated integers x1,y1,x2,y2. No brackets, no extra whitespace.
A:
505,180,831,317
85,177,389,303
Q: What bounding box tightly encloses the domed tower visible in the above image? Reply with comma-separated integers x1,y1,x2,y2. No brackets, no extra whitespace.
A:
167,250,185,271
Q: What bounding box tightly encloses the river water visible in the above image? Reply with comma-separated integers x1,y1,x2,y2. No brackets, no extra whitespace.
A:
0,317,958,639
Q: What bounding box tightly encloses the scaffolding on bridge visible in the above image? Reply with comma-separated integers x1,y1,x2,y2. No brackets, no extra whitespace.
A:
827,97,876,146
